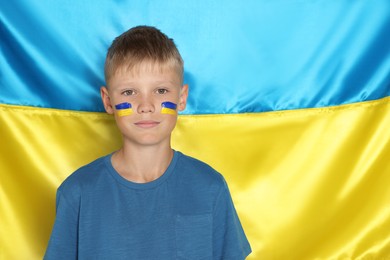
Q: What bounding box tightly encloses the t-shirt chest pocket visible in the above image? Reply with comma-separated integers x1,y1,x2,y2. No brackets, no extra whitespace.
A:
175,214,212,260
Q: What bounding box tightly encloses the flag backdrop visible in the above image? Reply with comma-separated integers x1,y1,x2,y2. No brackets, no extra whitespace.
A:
1,1,390,259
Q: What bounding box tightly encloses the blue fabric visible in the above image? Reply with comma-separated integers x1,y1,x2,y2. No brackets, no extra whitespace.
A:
44,151,251,259
1,1,389,113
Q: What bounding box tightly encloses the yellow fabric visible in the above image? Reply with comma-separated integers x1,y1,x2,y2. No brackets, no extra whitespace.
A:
1,97,390,259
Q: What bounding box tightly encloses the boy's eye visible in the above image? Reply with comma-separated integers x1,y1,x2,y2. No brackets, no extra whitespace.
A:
156,89,168,94
122,89,135,96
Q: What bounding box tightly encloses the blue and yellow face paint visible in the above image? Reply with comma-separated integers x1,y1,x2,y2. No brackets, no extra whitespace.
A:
115,102,133,117
161,102,177,115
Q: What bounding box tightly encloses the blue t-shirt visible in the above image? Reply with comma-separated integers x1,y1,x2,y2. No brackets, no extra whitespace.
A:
45,150,251,259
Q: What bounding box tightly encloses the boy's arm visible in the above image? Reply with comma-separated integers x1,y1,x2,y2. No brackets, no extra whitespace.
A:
44,188,79,260
212,179,252,260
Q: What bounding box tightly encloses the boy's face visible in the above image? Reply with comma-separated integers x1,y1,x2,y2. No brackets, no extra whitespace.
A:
101,62,188,147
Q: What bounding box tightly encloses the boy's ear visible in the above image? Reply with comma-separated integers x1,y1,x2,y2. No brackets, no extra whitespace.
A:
100,86,114,114
178,84,189,111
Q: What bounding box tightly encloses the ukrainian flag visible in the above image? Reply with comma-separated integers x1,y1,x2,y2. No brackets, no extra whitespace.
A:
1,1,390,259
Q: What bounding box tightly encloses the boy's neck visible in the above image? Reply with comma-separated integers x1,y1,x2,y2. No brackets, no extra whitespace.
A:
111,144,174,183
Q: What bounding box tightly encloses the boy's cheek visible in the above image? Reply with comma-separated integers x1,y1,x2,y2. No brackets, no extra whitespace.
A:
115,102,133,117
161,102,178,115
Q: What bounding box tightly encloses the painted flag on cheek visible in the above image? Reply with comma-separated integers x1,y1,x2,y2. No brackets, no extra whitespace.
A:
115,102,133,117
161,101,177,115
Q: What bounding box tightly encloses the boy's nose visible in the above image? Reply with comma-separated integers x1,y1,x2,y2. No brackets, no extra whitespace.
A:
137,99,155,114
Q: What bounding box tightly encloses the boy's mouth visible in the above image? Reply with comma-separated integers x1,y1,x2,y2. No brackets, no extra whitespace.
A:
134,120,160,128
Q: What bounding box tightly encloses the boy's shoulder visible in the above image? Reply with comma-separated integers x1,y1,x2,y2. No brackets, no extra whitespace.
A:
175,151,226,186
58,154,110,193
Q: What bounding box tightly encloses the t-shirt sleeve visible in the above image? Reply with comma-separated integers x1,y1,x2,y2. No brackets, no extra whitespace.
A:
44,187,79,259
212,179,252,259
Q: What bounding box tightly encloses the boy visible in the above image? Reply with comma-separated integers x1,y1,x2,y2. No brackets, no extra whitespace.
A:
45,26,251,259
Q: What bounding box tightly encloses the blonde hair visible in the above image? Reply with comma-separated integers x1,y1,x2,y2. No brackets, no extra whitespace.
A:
104,26,184,85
